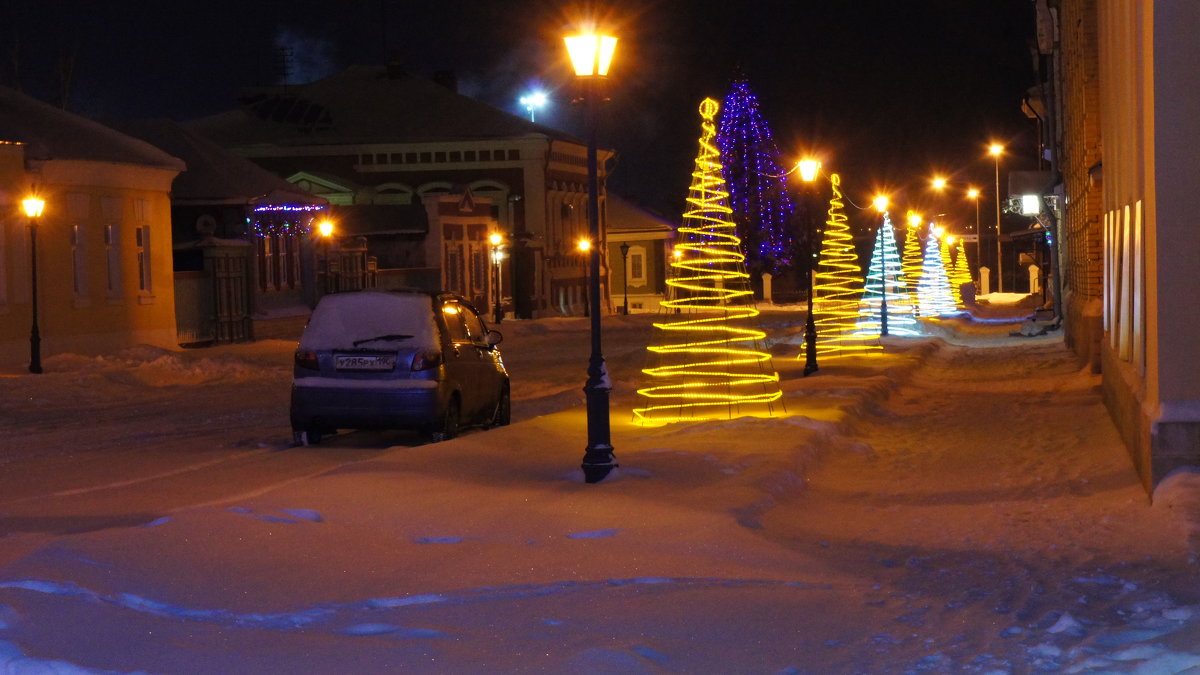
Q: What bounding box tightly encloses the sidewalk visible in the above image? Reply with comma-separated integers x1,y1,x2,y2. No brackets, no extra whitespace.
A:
2,311,1199,673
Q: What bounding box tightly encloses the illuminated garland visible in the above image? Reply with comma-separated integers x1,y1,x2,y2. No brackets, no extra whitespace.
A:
250,204,325,238
917,225,956,316
952,239,974,305
634,98,783,425
809,173,880,358
901,211,924,301
859,212,920,336
939,233,962,307
716,78,795,271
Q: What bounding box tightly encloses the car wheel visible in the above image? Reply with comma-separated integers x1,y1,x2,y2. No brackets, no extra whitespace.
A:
491,384,511,427
293,429,322,446
429,397,460,443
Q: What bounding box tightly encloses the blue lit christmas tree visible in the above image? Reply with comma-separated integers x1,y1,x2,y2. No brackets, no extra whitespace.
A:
859,212,920,336
717,76,795,273
917,225,957,316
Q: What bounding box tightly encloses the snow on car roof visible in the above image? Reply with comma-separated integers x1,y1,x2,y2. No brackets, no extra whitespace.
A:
298,291,440,351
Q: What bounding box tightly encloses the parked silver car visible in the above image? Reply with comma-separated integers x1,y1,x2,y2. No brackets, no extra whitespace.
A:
290,290,509,445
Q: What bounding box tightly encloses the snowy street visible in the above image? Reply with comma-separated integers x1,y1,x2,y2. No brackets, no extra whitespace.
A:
2,305,1200,673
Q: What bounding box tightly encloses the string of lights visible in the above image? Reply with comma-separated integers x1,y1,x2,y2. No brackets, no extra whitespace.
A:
859,212,920,336
917,225,957,316
717,78,795,271
809,173,881,358
634,98,782,425
249,204,326,238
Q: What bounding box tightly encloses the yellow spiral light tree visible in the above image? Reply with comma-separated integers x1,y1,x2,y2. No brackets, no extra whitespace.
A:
809,174,880,357
901,211,924,304
633,98,782,425
952,238,974,305
939,231,963,307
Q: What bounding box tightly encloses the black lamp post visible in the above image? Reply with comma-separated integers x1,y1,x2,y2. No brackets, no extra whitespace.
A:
797,160,821,377
317,219,334,294
989,143,1004,293
23,196,45,374
619,241,630,315
566,27,618,483
490,232,504,324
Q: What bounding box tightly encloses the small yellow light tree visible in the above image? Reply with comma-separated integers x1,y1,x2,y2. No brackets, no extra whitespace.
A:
809,174,880,358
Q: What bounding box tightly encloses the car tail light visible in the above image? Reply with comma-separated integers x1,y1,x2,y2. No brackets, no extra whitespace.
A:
294,349,319,370
411,349,442,372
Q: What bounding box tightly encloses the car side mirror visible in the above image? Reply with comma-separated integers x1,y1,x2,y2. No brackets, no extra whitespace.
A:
486,329,503,347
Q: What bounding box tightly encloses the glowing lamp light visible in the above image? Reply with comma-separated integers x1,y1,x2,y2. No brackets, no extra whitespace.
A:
988,143,1004,157
489,232,504,246
933,225,946,238
519,91,548,121
967,187,981,200
907,213,923,228
946,235,957,246
577,238,591,252
1020,194,1042,215
931,177,948,190
317,220,334,238
672,248,684,259
797,159,821,183
23,196,45,218
872,195,889,212
564,32,618,77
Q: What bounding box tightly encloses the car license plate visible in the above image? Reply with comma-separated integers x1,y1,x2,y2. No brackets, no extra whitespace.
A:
335,354,396,371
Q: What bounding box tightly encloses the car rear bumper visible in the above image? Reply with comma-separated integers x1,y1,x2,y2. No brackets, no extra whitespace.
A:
290,381,443,431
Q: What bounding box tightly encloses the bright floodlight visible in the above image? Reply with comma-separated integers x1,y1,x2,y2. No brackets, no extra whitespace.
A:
1021,194,1042,215
988,143,1004,157
22,196,45,218
931,177,947,190
797,159,821,183
519,91,548,121
564,32,618,76
577,238,592,252
317,220,334,238
967,187,981,200
908,213,923,227
872,195,889,212
490,232,504,246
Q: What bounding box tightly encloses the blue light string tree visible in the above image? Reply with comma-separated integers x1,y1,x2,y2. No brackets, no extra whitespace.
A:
917,223,957,317
859,210,920,336
633,98,783,425
716,75,795,280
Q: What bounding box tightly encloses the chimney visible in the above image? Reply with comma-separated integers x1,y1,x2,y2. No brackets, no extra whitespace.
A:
433,70,458,93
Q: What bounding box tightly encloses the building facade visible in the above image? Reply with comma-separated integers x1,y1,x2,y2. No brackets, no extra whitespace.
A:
0,88,183,367
190,65,615,320
1039,0,1200,491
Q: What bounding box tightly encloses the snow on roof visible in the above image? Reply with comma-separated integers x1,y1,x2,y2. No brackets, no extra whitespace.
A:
188,65,586,148
607,194,676,236
115,118,325,206
0,86,184,171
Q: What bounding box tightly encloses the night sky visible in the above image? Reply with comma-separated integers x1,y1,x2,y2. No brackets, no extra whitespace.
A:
6,0,1037,227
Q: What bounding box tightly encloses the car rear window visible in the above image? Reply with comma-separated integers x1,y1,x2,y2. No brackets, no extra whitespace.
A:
299,292,440,351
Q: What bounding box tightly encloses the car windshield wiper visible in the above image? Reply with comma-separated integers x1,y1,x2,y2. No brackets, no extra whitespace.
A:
352,334,414,347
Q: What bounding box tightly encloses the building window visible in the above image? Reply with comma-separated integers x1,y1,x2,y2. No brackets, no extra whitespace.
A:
479,150,491,161
465,150,477,161
449,151,462,162
507,149,520,160
136,225,152,292
105,224,120,296
435,152,447,163
628,245,648,288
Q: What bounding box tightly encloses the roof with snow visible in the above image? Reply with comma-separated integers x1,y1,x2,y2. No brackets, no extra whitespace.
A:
607,194,675,237
189,65,584,148
115,119,325,206
0,86,184,171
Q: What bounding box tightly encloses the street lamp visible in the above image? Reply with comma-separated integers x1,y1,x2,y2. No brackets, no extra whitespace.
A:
796,157,822,377
619,241,630,315
989,143,1004,292
519,90,548,123
873,195,890,337
565,24,617,483
966,187,981,286
317,219,334,293
489,232,504,324
23,196,45,374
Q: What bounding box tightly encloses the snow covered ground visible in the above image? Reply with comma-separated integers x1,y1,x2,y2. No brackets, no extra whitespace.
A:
2,297,1200,673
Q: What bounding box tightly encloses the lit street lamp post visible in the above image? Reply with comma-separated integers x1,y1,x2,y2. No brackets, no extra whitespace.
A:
23,196,45,374
519,91,548,123
619,241,630,315
565,26,618,483
317,219,334,294
967,187,981,288
989,143,1004,293
489,232,504,324
797,159,821,376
